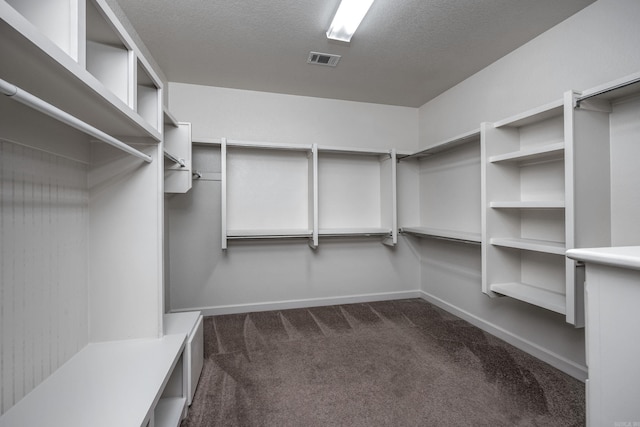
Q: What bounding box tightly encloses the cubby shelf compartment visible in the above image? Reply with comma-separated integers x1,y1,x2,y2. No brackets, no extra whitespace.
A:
154,397,187,427
489,282,566,314
399,130,481,246
221,138,318,249
317,146,397,246
0,0,162,141
490,237,566,255
401,226,481,244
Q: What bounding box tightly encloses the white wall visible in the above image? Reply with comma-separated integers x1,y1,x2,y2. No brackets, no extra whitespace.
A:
419,0,640,144
167,84,420,314
417,0,640,378
0,139,89,415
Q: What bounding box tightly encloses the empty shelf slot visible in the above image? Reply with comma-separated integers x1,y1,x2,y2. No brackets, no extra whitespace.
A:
490,282,566,314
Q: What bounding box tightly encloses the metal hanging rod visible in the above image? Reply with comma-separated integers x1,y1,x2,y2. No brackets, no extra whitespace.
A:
0,78,152,163
576,76,640,106
163,150,186,167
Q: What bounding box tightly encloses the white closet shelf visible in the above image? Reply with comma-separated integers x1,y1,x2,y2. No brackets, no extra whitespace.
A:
400,226,481,244
0,2,162,141
163,107,180,128
228,140,313,151
399,129,481,160
494,99,564,128
490,237,566,255
317,145,391,156
489,282,566,315
318,227,391,237
0,335,186,427
490,201,565,209
489,142,565,164
227,229,314,239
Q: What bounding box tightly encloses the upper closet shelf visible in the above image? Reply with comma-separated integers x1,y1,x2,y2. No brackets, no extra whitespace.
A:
319,228,392,237
0,0,162,141
576,71,640,105
398,129,480,160
227,229,313,239
494,99,563,128
490,237,566,255
400,226,481,244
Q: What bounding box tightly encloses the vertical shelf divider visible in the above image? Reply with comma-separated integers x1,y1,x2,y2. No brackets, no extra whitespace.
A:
221,137,227,250
309,144,319,249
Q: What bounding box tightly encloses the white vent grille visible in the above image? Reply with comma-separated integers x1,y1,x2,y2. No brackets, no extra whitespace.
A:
307,51,341,67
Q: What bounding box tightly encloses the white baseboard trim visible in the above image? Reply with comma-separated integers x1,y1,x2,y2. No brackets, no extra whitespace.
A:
171,290,422,317
418,290,588,381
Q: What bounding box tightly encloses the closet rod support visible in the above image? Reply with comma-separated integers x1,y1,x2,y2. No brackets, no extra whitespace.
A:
0,78,153,163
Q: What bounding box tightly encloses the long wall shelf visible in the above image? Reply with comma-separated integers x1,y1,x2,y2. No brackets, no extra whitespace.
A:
489,282,566,315
401,226,481,244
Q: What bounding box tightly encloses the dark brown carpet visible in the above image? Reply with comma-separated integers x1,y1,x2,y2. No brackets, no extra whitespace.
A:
182,299,585,426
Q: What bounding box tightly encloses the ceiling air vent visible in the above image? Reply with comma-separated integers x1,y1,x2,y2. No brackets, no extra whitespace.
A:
307,51,341,67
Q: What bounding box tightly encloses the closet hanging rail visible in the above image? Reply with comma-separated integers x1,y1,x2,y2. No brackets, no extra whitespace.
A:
0,78,152,163
576,75,640,106
163,151,186,167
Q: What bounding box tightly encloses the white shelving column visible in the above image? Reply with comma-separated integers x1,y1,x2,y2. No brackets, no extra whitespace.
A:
482,100,572,320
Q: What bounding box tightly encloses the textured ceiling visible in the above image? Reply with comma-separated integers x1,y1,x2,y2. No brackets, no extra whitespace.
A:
116,0,595,107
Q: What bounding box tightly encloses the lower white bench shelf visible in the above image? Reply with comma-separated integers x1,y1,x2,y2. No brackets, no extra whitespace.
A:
0,335,187,427
164,311,204,406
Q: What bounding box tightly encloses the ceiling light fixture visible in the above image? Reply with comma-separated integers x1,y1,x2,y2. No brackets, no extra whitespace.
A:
326,0,375,43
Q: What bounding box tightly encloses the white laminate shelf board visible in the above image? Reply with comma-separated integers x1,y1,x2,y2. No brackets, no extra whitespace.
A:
490,237,566,255
578,71,640,104
490,282,566,315
490,201,565,209
227,140,312,151
227,229,313,239
318,228,391,237
154,397,187,427
494,99,564,128
0,335,186,427
163,107,180,127
566,246,640,271
398,129,481,160
400,226,481,244
317,145,391,156
489,142,565,164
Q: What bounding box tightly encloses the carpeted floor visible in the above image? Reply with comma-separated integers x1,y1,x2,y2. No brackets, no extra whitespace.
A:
181,299,585,426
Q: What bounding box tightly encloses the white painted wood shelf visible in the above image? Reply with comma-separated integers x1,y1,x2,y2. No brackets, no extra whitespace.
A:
489,282,566,315
401,226,481,244
319,227,392,237
227,229,314,239
164,108,193,194
0,335,186,427
489,141,565,164
154,397,188,427
489,201,566,209
490,237,566,255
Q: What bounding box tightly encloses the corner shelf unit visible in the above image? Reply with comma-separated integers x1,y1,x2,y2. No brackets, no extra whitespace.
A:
220,139,398,249
164,107,193,194
482,91,611,326
1,0,162,141
399,129,482,245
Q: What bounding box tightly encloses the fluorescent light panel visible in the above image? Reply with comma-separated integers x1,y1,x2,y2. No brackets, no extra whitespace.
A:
326,0,375,42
